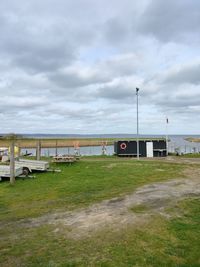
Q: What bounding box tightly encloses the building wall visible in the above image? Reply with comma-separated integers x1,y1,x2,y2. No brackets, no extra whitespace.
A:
153,140,167,157
114,140,167,157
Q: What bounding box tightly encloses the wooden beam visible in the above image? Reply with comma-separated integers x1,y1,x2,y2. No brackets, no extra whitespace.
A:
10,139,15,184
36,140,41,161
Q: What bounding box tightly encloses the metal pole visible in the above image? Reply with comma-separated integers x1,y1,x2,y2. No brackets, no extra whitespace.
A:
166,118,168,156
136,88,139,160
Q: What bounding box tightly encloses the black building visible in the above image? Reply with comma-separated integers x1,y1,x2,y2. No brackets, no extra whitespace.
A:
114,139,167,157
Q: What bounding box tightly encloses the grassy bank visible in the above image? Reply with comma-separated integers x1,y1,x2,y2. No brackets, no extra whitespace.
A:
0,158,184,222
68,198,200,267
0,157,199,266
1,197,199,266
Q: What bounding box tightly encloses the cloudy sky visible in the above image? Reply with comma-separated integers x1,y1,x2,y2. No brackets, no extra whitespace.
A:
0,0,200,134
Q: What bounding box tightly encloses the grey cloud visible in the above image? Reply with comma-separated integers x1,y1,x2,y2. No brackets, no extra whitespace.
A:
12,43,75,73
44,104,127,123
149,82,200,117
48,53,141,90
138,0,200,43
104,17,130,44
49,68,110,89
96,76,152,102
97,73,200,116
98,84,133,100
45,106,96,120
0,0,200,134
0,96,47,110
157,94,200,109
164,63,200,85
102,54,141,76
0,9,97,74
0,15,76,73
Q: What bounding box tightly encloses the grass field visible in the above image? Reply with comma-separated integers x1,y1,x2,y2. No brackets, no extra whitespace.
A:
0,158,183,222
0,157,199,266
179,153,200,158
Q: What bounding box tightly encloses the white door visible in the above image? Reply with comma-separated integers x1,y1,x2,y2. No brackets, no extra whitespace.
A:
146,142,153,157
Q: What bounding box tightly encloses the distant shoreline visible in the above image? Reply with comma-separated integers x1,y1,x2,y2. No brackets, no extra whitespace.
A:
185,138,200,143
0,137,166,148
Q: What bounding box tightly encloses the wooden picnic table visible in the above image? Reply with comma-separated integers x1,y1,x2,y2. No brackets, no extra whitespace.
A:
52,155,78,163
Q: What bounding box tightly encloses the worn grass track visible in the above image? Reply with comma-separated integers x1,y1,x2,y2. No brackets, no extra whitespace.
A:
0,158,184,222
0,157,200,267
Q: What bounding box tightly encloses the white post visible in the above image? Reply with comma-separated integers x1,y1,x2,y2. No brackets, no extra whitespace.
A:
10,139,15,184
36,140,41,160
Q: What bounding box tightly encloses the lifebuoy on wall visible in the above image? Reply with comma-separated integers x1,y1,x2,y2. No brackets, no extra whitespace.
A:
120,142,127,150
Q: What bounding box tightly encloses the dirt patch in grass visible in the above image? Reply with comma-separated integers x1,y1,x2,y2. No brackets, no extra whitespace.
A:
18,166,200,239
104,163,118,169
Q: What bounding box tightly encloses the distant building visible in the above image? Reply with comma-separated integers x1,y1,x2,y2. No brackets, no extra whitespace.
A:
114,139,167,157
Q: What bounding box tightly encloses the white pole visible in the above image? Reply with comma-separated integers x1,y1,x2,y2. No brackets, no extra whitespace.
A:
136,88,139,160
10,139,15,184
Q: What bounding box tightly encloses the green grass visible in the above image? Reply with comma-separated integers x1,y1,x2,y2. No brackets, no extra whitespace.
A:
179,153,200,158
0,158,184,222
0,198,199,267
1,157,199,267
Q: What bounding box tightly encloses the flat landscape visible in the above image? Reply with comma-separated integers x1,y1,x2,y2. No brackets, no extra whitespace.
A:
0,137,113,148
0,156,200,267
0,137,165,148
185,137,200,143
1,0,200,266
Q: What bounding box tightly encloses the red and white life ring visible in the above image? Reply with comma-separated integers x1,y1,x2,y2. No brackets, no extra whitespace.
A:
120,142,127,150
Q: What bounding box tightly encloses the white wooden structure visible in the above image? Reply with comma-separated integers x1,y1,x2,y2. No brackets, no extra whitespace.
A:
146,142,154,157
